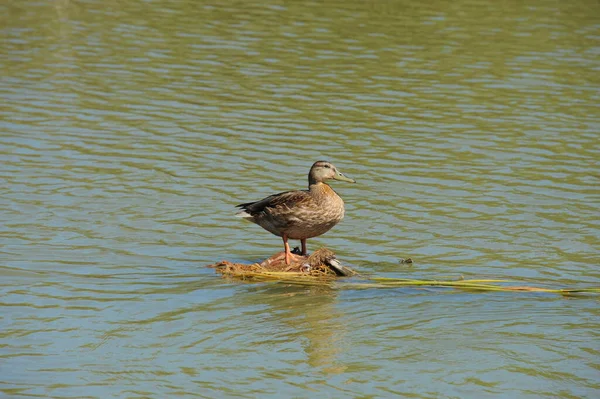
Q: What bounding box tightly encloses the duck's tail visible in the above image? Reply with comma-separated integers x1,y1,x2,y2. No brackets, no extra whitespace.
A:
235,202,255,219
235,209,252,218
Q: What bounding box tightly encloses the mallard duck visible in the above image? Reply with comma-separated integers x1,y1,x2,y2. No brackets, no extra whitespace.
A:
236,161,355,265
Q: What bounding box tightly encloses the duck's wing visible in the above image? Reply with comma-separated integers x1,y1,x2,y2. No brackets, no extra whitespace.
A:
237,190,312,216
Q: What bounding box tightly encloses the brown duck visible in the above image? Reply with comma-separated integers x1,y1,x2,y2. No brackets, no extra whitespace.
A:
236,161,355,264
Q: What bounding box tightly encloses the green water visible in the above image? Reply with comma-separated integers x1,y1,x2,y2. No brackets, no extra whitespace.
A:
1,0,599,398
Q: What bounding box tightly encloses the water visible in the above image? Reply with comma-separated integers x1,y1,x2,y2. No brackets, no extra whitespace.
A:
1,0,599,397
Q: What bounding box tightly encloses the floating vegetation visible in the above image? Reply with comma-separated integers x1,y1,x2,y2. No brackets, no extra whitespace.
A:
210,248,356,281
343,277,600,296
209,249,600,297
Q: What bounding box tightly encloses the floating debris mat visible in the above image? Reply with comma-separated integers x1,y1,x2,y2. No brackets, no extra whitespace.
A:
210,247,356,281
209,249,600,296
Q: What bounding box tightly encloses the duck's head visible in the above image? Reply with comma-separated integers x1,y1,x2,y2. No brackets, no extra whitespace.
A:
309,161,356,185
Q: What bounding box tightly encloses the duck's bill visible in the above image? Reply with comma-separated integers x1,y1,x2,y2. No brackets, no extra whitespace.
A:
333,172,356,183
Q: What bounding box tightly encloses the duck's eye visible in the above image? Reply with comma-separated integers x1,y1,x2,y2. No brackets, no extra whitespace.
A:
323,164,331,169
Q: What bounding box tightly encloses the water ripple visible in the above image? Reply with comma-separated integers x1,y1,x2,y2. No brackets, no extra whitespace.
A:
2,0,599,397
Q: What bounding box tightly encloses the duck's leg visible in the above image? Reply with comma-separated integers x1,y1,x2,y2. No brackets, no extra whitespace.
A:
283,233,291,265
301,239,307,256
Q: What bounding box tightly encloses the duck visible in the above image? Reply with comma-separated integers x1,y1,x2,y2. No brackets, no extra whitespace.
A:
236,161,355,265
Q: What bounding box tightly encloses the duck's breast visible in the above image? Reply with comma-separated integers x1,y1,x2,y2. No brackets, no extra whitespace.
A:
285,185,345,239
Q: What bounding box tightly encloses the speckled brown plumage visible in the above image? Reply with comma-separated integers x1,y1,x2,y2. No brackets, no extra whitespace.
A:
236,161,355,264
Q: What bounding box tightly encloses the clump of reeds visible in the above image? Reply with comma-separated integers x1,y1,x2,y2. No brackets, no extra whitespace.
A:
210,247,356,281
209,250,599,296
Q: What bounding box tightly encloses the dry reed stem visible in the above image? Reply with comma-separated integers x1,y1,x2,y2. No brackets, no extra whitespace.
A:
209,251,599,296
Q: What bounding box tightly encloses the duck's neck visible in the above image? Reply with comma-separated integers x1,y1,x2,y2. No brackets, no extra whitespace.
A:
309,182,336,199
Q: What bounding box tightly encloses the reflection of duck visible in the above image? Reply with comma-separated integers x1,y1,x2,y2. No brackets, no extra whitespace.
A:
236,161,355,264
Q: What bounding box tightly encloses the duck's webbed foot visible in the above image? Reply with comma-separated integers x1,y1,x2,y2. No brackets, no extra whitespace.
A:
264,251,305,266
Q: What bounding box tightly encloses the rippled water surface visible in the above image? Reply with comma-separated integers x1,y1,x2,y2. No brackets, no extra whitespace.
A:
2,0,599,398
